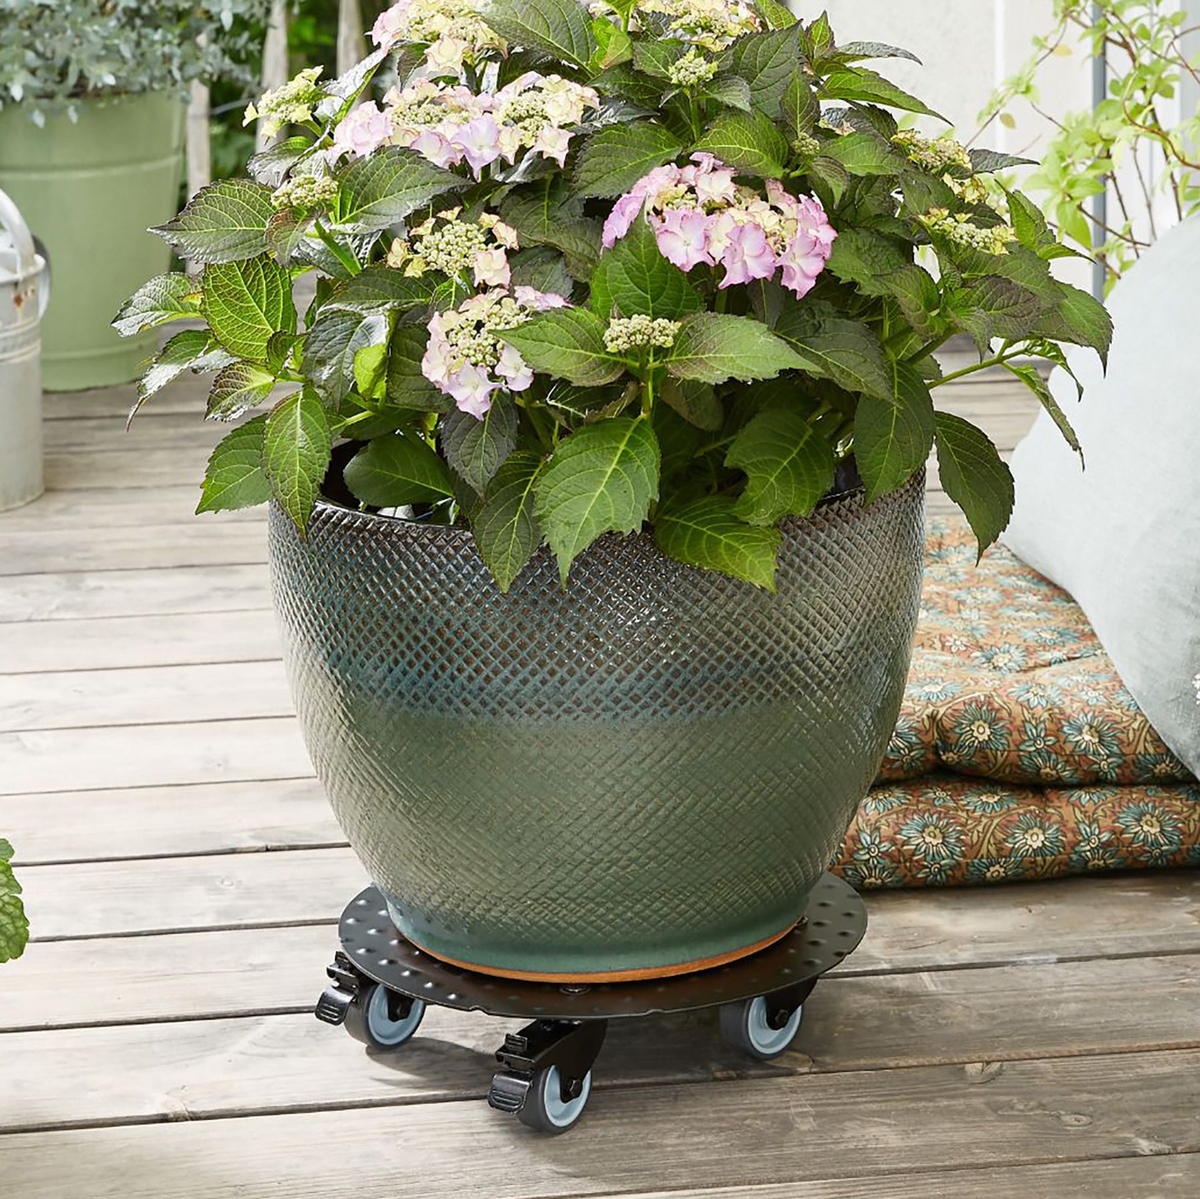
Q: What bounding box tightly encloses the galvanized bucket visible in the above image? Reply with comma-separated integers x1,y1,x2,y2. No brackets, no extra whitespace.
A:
0,187,49,513
271,473,925,982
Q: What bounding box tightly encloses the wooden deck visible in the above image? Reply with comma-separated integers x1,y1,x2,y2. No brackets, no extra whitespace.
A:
3,370,1199,1197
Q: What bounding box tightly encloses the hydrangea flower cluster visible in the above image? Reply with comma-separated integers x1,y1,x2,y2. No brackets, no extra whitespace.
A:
422,287,568,417
603,315,681,354
370,0,505,76
892,130,973,176
244,67,323,139
667,48,718,89
639,0,761,49
919,207,1017,256
331,75,599,174
270,173,338,215
388,208,519,289
603,154,837,298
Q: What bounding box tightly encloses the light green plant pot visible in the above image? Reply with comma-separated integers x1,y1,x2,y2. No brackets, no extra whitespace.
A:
0,92,185,392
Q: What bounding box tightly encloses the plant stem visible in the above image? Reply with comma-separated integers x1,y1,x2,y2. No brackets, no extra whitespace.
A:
907,333,952,363
929,346,1026,388
314,219,361,276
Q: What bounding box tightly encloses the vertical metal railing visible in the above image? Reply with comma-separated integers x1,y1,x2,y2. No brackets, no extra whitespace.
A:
1090,1,1108,299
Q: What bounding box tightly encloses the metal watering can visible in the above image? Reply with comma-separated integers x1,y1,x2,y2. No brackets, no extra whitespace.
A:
0,186,50,512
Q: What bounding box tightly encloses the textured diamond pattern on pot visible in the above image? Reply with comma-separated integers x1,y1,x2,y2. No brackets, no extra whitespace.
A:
269,473,925,976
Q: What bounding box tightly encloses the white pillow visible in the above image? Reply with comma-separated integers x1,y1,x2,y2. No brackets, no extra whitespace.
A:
1004,215,1200,775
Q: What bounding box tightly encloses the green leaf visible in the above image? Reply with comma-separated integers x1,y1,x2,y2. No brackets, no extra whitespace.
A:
322,266,437,314
442,394,520,493
498,308,626,386
1033,281,1114,365
589,62,665,109
247,135,313,187
153,179,275,265
1003,362,1082,458
590,211,703,320
534,416,660,581
826,227,910,295
315,47,389,121
344,430,456,507
386,324,451,412
752,0,797,29
821,130,906,176
853,360,936,502
137,330,217,404
719,24,803,118
196,414,273,514
774,308,893,400
302,309,391,404
333,145,465,232
805,155,851,206
654,496,780,590
263,390,333,533
821,66,947,120
725,408,835,524
667,313,808,384
483,0,597,69
934,411,1015,558
947,275,1044,352
508,246,575,298
501,176,602,277
877,264,944,341
203,254,296,362
831,40,922,65
970,148,1037,174
660,377,722,431
631,38,688,79
471,449,547,592
692,109,788,177
0,838,29,963
780,69,819,137
207,362,277,421
113,273,202,337
705,75,753,113
573,121,684,199
588,15,633,71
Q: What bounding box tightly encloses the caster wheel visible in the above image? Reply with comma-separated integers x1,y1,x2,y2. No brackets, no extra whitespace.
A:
511,1066,593,1134
344,982,425,1050
719,995,804,1061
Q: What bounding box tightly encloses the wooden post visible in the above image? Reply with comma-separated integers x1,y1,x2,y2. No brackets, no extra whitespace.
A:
337,0,366,76
259,0,291,151
185,78,212,197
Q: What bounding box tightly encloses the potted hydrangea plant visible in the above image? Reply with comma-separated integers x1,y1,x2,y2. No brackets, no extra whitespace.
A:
115,0,1110,981
0,0,269,390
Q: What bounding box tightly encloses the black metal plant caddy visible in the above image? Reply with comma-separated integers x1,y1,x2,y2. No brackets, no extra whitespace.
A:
315,873,867,1134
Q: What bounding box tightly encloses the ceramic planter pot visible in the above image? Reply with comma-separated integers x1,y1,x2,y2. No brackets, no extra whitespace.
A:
0,93,185,391
270,473,924,981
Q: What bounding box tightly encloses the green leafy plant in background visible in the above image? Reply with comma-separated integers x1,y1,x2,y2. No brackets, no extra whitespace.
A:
0,0,273,122
981,0,1200,287
116,1,1110,595
0,839,28,963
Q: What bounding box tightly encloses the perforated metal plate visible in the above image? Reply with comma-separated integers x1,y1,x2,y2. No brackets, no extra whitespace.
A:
339,872,866,1021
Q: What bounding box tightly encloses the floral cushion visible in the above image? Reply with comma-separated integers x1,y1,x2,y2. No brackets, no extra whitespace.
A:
878,519,1192,787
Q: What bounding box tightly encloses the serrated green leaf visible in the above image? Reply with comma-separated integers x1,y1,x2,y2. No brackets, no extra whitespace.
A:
726,407,835,524
508,246,575,298
780,69,818,137
534,416,660,581
353,343,388,400
113,273,202,337
660,377,722,431
719,24,803,118
153,179,275,265
752,0,796,29
442,394,520,493
692,109,788,177
137,330,214,404
654,495,780,589
632,38,688,80
821,130,906,176
934,411,1014,558
333,145,465,232
805,155,851,206
970,147,1037,174
589,16,633,71
207,362,278,421
501,176,602,278
483,0,597,69
203,254,296,362
263,390,333,532
1003,362,1082,457
853,360,936,502
590,211,703,320
821,66,947,120
315,47,389,121
386,323,451,412
774,308,893,400
344,430,455,507
826,227,910,295
247,135,314,187
0,837,28,963
1033,281,1114,365
302,308,391,404
877,264,944,341
706,75,753,112
589,62,665,109
668,312,807,385
265,209,311,265
574,121,684,198
947,275,1044,352
830,40,922,65
322,265,437,314
498,308,626,386
197,414,273,514
471,449,547,592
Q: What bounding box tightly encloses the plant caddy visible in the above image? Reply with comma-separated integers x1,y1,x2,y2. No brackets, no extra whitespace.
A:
115,0,1110,1134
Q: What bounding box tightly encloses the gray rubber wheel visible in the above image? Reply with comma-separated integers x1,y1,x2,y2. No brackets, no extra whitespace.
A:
343,983,425,1049
719,996,804,1060
518,1066,592,1134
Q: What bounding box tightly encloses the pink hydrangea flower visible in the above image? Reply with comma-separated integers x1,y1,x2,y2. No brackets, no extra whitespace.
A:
331,102,395,160
371,2,409,50
654,208,714,271
473,246,510,289
451,114,502,173
718,222,776,288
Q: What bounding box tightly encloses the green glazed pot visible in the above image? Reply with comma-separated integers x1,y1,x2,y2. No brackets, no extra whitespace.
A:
269,473,924,981
0,93,185,391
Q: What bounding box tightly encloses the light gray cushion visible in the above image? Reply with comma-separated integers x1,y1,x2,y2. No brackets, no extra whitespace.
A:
1003,215,1200,776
